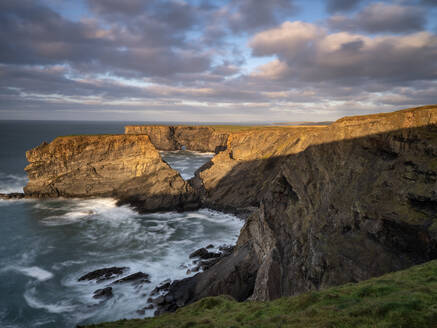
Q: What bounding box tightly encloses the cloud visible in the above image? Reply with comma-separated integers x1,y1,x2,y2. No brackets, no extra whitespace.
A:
250,21,437,84
326,0,364,13
328,2,427,33
0,0,211,77
87,0,145,16
227,0,297,32
0,0,436,122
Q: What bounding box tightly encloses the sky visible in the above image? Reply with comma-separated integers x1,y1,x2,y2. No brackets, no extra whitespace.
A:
0,0,436,122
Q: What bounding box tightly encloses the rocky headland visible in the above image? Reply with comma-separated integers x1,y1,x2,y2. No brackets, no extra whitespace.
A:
124,125,228,153
23,134,197,212
20,105,437,317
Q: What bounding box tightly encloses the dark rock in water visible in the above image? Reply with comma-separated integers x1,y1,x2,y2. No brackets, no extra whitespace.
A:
0,193,26,200
189,247,221,260
93,287,113,300
206,244,214,249
78,267,128,282
156,244,258,315
189,248,208,259
198,258,221,271
150,279,171,296
112,272,150,285
219,245,235,256
187,245,236,274
137,304,154,315
151,295,166,305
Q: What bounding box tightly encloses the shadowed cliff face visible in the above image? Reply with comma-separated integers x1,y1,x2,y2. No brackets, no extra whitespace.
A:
157,105,437,311
124,125,229,153
21,105,437,313
24,135,198,212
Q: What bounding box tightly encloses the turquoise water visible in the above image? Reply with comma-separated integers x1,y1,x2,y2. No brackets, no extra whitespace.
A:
0,121,242,327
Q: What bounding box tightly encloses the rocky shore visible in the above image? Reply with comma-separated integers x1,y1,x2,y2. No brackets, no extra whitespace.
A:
13,105,437,316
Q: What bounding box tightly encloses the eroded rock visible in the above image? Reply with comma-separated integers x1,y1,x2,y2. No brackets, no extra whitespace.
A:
78,267,128,282
23,135,199,212
93,287,113,300
112,272,151,285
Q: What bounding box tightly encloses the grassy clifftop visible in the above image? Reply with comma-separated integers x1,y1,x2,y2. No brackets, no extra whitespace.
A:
83,260,437,328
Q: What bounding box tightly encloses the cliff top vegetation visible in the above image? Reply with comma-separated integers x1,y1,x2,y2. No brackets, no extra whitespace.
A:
82,259,437,328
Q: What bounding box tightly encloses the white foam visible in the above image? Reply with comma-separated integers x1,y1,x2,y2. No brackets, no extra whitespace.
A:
24,288,75,314
1,185,244,324
37,198,137,227
0,173,28,193
16,266,54,281
52,260,86,271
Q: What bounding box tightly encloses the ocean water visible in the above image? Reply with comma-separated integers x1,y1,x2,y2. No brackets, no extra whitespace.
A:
0,121,242,327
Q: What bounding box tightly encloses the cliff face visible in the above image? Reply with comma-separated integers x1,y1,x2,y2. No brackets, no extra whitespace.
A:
160,105,437,310
124,125,228,153
195,106,437,213
24,135,197,212
22,105,437,312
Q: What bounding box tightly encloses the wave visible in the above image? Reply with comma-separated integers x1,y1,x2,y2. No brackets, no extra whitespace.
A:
37,198,135,227
9,266,54,281
24,288,75,314
0,172,28,193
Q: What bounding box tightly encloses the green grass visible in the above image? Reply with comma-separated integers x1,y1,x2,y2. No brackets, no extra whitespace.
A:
82,260,437,328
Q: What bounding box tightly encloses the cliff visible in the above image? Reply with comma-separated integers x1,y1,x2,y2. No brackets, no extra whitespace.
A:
124,125,229,153
22,105,437,316
156,105,437,311
24,135,197,212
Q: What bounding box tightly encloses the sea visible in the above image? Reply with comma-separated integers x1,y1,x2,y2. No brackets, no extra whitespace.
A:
0,121,244,328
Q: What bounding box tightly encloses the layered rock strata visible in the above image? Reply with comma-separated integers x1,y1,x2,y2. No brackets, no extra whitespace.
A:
124,125,228,153
24,135,197,212
158,105,437,311
21,105,437,314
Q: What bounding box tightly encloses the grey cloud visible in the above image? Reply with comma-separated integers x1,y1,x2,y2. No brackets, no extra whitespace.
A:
87,0,146,16
88,0,200,30
228,0,297,32
328,3,427,33
0,0,212,77
326,0,364,13
250,21,437,85
211,63,240,76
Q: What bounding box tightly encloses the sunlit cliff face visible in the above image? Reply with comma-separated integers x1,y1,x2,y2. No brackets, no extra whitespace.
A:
1,0,437,122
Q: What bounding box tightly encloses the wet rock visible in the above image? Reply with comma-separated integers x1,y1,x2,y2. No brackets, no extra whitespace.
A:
112,272,150,285
78,267,128,282
93,287,113,300
198,258,221,271
137,304,154,315
156,244,259,315
189,247,221,260
151,295,166,305
0,193,26,200
206,244,214,249
219,245,235,256
150,280,171,296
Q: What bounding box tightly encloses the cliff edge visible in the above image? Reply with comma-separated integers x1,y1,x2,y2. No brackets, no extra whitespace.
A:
22,105,437,315
124,125,228,153
156,105,437,312
24,135,197,212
